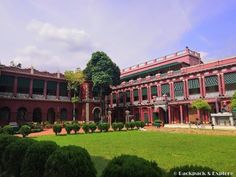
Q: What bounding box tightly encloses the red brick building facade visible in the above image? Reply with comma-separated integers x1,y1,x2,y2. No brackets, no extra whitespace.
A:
0,66,101,125
109,48,236,125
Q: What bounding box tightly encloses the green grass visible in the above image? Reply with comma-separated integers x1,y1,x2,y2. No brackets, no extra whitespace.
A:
34,131,236,176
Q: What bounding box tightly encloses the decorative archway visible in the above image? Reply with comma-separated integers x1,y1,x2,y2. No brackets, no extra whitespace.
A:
33,108,42,122
60,108,67,121
92,107,101,123
17,107,27,122
0,107,11,124
47,108,55,123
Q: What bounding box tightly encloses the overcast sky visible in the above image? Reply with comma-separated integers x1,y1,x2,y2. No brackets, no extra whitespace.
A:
0,0,236,72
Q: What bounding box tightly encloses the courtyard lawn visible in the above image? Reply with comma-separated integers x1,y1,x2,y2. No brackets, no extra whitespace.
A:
34,131,236,176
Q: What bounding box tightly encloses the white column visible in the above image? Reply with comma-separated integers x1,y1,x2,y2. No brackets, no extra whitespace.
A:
86,103,89,122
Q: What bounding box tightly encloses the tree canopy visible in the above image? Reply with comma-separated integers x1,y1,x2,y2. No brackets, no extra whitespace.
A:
191,99,211,111
64,68,85,96
83,51,120,97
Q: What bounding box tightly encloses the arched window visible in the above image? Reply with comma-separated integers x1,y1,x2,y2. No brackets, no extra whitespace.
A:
17,107,27,121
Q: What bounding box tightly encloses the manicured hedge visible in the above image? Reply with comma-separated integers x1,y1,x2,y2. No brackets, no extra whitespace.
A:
117,122,124,131
2,138,36,177
0,135,19,173
98,123,110,132
112,122,118,131
65,124,73,134
101,154,162,177
44,145,96,177
2,125,14,135
21,141,59,177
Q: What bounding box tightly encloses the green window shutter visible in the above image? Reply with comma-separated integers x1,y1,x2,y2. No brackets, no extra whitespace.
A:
119,92,123,103
224,72,236,84
161,84,170,95
17,77,30,88
0,75,14,86
126,91,130,98
59,82,68,96
151,86,157,95
133,89,138,97
142,87,147,96
205,76,218,87
188,79,199,89
112,93,116,103
174,82,183,96
33,79,44,89
47,81,57,90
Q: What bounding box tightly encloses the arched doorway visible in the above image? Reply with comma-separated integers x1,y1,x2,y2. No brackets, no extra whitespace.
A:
93,107,101,123
33,108,42,122
60,108,67,121
0,107,11,124
17,107,27,122
47,108,55,123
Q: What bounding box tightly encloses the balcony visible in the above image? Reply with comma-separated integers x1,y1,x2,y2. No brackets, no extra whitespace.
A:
47,95,57,100
0,92,13,98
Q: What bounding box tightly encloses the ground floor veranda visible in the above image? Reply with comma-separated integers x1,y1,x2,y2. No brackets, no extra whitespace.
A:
111,98,235,126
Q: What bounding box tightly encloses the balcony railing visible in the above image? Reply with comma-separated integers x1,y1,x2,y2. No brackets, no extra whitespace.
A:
32,94,45,100
188,94,200,99
175,96,184,101
16,93,29,99
0,92,13,98
47,95,57,100
205,92,220,98
60,96,70,101
225,90,235,97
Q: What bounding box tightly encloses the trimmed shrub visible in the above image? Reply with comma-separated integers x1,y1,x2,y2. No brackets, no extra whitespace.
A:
117,122,124,131
19,125,31,138
21,141,58,177
82,123,90,133
65,124,73,134
125,122,131,130
103,123,110,132
0,135,19,173
98,122,103,132
167,165,219,177
89,123,97,133
101,154,162,177
153,120,162,128
0,127,3,134
44,145,97,177
72,123,80,134
53,124,62,135
112,122,118,131
140,121,145,128
130,121,136,129
2,125,14,135
2,138,36,177
135,121,141,129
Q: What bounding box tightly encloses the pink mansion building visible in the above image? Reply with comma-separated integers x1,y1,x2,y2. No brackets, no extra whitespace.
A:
109,47,236,125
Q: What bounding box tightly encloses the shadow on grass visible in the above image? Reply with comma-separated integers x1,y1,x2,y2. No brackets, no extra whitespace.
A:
91,156,110,177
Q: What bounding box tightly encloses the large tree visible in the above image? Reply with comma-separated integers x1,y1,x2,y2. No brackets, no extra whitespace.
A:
84,51,120,120
231,92,236,109
64,68,85,121
191,99,211,122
